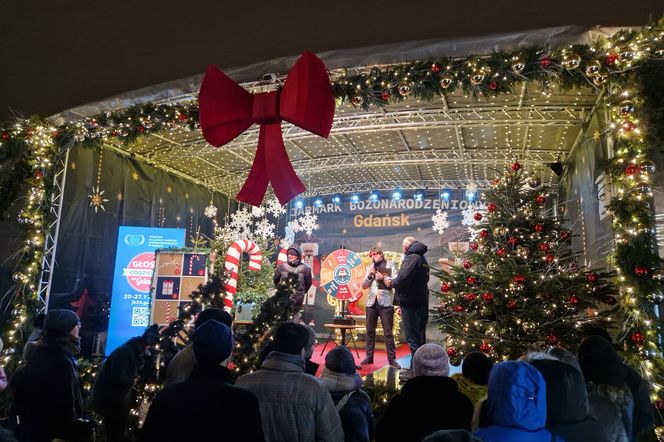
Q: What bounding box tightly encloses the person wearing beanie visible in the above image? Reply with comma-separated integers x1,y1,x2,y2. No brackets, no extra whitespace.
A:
473,361,562,442
91,324,159,441
11,309,85,442
273,245,312,321
321,347,374,442
164,308,233,386
527,350,628,442
237,322,343,442
578,336,635,440
452,351,493,406
142,320,264,442
376,343,473,442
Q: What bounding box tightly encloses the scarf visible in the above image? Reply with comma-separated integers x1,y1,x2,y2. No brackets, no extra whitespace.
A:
321,367,363,393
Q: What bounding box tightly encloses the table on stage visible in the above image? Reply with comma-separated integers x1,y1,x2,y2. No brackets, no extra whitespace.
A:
320,323,361,358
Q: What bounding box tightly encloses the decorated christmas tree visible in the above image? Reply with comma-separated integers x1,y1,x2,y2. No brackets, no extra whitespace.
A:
433,163,618,362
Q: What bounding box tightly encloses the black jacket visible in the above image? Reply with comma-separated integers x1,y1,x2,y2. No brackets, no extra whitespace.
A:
624,362,654,437
141,364,265,442
273,258,312,308
330,389,374,442
11,339,85,442
375,376,473,442
390,241,429,307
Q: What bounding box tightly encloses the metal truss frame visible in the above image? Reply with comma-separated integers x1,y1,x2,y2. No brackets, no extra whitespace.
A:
302,179,495,197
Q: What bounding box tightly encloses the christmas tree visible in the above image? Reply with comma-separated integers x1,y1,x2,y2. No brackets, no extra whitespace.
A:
433,163,618,362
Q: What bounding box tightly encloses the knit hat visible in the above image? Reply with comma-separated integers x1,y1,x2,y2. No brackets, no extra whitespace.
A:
195,308,233,329
461,351,493,386
192,320,234,366
577,335,626,387
325,346,356,374
413,343,449,377
287,245,301,258
43,309,80,337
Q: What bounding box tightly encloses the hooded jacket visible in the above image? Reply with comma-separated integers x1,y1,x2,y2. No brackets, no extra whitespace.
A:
389,241,429,307
321,369,374,442
473,361,562,442
273,246,312,308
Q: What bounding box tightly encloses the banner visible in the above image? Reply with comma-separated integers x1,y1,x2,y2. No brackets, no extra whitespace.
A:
106,226,186,354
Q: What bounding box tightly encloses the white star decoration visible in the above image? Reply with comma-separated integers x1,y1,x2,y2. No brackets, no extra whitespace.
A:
88,186,109,213
431,209,450,234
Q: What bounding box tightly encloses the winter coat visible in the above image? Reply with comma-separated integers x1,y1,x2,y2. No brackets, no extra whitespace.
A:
451,373,487,406
321,368,373,442
11,337,85,442
236,351,344,442
375,376,473,442
623,363,654,438
141,364,264,442
473,361,562,442
529,357,628,442
164,344,196,386
90,336,145,414
389,241,429,307
273,249,312,308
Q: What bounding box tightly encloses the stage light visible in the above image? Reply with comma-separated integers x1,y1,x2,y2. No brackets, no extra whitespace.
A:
414,189,424,201
392,189,402,200
313,198,323,207
441,191,450,200
332,195,341,204
294,200,304,209
350,194,360,203
466,191,476,201
369,190,379,202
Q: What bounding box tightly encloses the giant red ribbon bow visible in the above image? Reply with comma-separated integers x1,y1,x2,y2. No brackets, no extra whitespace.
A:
199,51,335,206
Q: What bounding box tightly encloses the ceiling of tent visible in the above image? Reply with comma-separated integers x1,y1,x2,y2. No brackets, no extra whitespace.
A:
103,80,600,198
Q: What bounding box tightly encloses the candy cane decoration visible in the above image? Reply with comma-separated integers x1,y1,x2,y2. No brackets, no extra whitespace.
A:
277,248,288,265
188,254,201,275
224,240,262,310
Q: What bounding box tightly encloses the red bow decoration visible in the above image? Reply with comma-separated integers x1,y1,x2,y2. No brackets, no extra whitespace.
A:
199,51,335,206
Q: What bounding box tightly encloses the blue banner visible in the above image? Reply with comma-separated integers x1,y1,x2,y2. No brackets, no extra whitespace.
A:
106,226,186,355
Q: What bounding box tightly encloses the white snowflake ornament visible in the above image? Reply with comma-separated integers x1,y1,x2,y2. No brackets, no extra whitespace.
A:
251,205,265,218
431,209,450,234
204,203,218,219
266,197,287,217
254,219,276,240
294,211,319,235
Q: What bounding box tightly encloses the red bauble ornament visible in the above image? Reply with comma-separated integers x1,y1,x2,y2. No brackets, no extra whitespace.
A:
567,296,579,305
464,293,477,302
463,260,473,269
625,164,641,176
508,236,518,246
560,231,571,240
604,296,617,306
497,248,506,257
536,195,546,204
621,120,636,132
586,273,598,283
111,129,119,137
466,276,476,285
197,270,205,276
482,292,494,302
534,223,544,232
137,125,146,133
381,91,391,101
606,53,619,65
634,266,649,277
492,178,500,186
441,282,451,293
479,230,489,238
470,242,479,251
447,347,458,357
540,56,552,68
654,399,664,410
487,202,497,213
511,162,521,172
545,254,555,263
474,212,483,221
630,331,645,346
506,299,518,309
34,170,43,179
513,274,525,284
177,113,188,122
539,242,550,252
454,304,465,312
489,81,498,90
546,334,559,345
1,131,9,140
479,342,492,353
431,63,441,73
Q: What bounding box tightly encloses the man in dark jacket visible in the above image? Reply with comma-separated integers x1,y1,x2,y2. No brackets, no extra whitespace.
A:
142,320,264,442
385,237,429,371
12,309,85,442
90,325,159,441
273,245,312,321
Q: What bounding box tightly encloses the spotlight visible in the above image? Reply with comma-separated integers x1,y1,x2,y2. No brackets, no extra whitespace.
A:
313,198,323,207
414,189,424,201
466,191,476,201
350,194,360,203
369,190,379,202
549,161,564,176
294,200,304,209
332,195,341,204
392,189,402,200
441,191,450,200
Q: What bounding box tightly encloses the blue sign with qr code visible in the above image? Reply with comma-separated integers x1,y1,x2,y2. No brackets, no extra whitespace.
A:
106,226,185,355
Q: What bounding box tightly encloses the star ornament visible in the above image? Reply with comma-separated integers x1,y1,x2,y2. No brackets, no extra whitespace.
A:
131,172,140,181
88,186,109,213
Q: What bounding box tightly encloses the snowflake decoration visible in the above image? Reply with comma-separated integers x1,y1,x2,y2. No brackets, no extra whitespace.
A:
293,211,319,235
215,224,240,244
251,205,265,218
466,182,479,194
461,206,480,227
280,221,297,248
229,208,254,239
431,209,450,234
204,203,218,219
266,197,287,217
254,219,276,240
88,186,109,213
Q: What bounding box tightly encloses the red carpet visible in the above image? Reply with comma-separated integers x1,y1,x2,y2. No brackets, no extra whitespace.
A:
310,342,411,376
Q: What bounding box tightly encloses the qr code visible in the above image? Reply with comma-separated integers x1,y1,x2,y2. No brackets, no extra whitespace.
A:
132,307,150,327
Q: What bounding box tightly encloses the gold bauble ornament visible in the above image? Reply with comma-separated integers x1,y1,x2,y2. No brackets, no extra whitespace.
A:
470,70,486,86
640,159,656,174
493,226,508,236
398,80,413,97
592,71,609,86
511,57,526,74
351,94,364,106
561,53,581,70
585,60,602,77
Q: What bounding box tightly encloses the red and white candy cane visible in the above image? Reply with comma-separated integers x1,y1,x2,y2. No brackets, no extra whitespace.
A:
277,248,288,265
224,240,262,311
188,254,201,275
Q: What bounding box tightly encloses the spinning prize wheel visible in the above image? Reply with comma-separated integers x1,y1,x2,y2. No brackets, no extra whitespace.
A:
320,249,365,302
